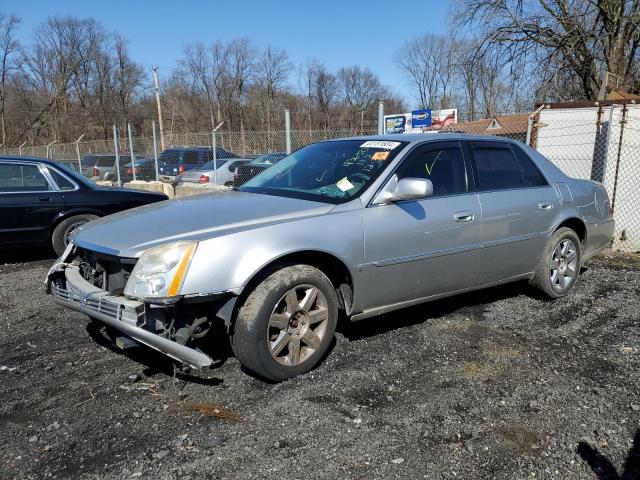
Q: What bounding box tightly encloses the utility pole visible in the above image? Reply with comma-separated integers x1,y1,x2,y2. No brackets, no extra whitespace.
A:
378,101,384,135
152,66,166,151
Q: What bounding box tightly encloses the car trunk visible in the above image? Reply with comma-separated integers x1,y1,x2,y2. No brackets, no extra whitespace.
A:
179,170,205,183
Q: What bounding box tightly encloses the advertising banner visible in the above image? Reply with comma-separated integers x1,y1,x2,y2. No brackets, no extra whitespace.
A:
411,109,432,128
384,108,457,134
383,115,407,134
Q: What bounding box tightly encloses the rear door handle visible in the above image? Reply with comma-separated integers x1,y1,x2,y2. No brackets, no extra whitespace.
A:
538,202,553,210
38,196,52,202
453,211,474,223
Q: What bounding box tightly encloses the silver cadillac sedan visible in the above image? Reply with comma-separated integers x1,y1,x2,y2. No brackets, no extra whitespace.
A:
46,134,615,381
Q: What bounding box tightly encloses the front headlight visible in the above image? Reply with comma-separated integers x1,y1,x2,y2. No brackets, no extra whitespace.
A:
124,241,197,300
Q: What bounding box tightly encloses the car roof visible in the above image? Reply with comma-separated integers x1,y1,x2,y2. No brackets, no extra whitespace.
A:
334,132,523,146
163,146,229,151
0,155,68,167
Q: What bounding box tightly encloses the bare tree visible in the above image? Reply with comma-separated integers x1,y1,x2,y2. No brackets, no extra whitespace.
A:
452,39,480,121
113,34,142,124
0,19,406,146
454,0,640,100
297,60,316,134
225,38,255,133
181,42,217,129
313,63,337,130
0,13,20,147
395,34,457,110
255,45,291,145
337,66,381,126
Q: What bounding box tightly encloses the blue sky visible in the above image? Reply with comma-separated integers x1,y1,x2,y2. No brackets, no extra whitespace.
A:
4,0,451,106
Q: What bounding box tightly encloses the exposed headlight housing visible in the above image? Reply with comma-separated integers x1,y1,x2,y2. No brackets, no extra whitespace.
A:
124,241,197,301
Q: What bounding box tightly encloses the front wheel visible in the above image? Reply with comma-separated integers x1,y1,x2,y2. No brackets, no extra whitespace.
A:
51,214,98,256
530,227,582,299
230,264,338,382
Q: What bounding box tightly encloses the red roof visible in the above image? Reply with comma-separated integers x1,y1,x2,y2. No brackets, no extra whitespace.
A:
449,114,529,135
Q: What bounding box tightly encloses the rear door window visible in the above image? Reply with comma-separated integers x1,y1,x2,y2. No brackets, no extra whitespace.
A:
511,144,548,187
227,161,245,171
48,168,76,191
471,143,524,191
0,163,51,192
96,156,115,167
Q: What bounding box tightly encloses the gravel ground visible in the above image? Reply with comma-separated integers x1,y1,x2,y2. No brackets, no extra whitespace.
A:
0,248,639,479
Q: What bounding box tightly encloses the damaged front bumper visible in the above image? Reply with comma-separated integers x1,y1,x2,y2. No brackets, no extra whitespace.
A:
46,262,215,370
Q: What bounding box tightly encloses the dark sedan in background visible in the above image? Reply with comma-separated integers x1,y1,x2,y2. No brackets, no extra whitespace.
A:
123,157,158,182
0,157,167,256
158,146,239,182
233,152,287,186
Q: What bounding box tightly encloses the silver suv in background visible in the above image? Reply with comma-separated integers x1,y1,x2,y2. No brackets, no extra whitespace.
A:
46,134,614,382
81,154,142,181
178,159,251,186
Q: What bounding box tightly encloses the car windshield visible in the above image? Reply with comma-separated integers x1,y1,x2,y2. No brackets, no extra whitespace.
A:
239,140,407,204
251,152,286,165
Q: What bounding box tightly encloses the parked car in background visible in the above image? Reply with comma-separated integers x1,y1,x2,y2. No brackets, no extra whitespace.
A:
46,134,614,382
178,159,251,186
0,157,167,256
81,154,140,181
123,157,157,182
233,152,287,186
158,147,238,182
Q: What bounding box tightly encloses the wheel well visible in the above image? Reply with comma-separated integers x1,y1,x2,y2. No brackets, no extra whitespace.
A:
50,211,103,236
556,218,587,246
245,251,355,313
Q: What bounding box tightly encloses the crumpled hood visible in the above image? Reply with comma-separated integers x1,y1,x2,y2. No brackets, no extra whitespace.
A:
74,191,333,257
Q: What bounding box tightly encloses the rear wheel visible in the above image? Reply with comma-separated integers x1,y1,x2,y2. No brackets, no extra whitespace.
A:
51,214,98,256
530,227,582,298
230,264,338,381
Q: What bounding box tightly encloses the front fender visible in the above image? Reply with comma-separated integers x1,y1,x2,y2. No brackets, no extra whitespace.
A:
180,209,364,297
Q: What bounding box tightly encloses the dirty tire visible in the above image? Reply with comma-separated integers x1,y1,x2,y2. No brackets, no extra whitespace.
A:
230,264,338,382
52,214,98,256
530,227,582,299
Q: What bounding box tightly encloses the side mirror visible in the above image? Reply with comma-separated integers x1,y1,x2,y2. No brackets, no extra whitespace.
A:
373,176,433,204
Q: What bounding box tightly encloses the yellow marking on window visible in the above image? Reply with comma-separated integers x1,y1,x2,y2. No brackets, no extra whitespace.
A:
425,150,443,175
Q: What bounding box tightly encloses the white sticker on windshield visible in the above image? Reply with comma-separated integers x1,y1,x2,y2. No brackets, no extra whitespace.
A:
360,140,402,150
336,177,355,192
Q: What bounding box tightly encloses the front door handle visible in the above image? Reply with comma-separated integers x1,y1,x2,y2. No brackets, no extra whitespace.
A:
538,202,553,210
453,211,474,223
38,196,52,202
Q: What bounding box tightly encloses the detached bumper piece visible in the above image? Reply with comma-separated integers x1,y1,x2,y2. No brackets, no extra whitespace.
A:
48,265,214,370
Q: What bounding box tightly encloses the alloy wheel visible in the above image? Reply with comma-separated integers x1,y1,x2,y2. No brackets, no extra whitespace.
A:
549,238,578,291
267,284,329,367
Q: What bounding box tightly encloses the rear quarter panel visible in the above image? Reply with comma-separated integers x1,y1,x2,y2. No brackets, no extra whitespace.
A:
565,179,614,255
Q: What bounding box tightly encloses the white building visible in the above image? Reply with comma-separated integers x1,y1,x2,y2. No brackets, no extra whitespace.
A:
534,100,639,252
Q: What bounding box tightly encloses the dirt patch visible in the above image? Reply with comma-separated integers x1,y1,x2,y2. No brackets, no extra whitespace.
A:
495,425,543,457
462,361,497,380
587,249,640,270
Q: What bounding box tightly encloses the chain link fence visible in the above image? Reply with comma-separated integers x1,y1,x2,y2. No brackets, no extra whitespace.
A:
4,105,639,252
4,126,377,186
